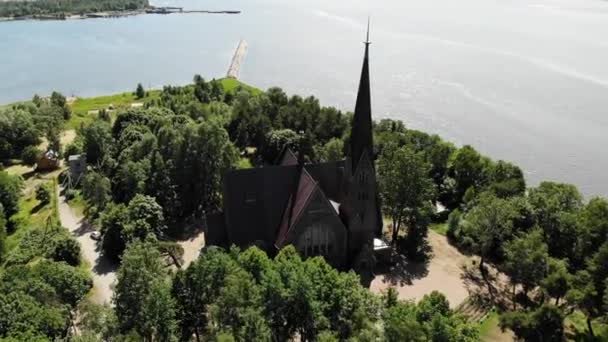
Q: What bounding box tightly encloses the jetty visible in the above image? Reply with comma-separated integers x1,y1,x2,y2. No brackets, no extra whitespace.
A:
226,39,248,80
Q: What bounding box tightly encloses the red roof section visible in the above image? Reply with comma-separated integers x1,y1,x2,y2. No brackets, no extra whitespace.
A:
275,168,318,247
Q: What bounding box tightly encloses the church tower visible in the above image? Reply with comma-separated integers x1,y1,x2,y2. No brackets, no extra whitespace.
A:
346,21,382,263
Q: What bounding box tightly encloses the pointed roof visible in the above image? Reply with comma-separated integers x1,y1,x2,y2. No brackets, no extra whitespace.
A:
350,19,374,172
275,168,318,247
276,146,298,166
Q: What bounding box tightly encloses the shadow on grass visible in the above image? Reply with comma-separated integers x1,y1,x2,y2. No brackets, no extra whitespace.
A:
30,202,47,214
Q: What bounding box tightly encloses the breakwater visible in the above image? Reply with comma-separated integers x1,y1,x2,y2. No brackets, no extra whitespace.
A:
227,39,248,80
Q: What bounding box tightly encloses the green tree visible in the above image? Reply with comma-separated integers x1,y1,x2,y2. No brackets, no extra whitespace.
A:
100,203,129,261
262,128,299,163
528,182,582,260
135,83,145,99
503,229,548,301
114,240,176,340
82,171,111,213
541,258,571,306
316,138,344,163
0,109,40,160
377,144,435,247
50,91,71,120
459,193,516,296
81,121,112,164
126,194,167,239
21,145,41,166
447,145,487,208
50,236,81,266
0,171,23,222
500,304,564,342
172,247,238,340
0,205,6,261
35,183,51,206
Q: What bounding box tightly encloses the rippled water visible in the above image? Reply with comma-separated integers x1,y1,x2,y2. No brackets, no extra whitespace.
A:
1,0,607,196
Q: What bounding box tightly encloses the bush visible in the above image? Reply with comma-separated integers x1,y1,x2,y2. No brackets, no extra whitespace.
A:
21,145,41,166
35,183,52,205
51,237,81,266
64,140,83,161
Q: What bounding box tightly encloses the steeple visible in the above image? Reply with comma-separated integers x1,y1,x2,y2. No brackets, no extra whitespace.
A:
350,18,374,172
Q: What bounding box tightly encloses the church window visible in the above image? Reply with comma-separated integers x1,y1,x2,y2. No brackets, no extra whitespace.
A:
298,223,333,258
358,171,367,185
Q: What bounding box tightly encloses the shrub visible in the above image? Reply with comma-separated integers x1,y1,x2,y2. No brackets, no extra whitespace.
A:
21,145,41,166
35,183,52,205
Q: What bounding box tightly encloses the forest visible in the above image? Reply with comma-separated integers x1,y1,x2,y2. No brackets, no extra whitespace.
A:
0,0,148,18
0,77,606,341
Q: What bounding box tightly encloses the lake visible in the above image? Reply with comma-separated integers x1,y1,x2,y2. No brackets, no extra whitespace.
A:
1,0,607,197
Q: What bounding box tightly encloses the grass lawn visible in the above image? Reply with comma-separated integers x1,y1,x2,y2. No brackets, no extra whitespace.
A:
5,177,57,254
221,78,262,95
67,190,87,217
430,222,448,236
67,90,161,129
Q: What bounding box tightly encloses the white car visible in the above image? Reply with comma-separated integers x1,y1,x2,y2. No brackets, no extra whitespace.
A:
90,231,102,241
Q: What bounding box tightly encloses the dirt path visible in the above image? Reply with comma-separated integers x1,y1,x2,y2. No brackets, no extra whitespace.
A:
370,231,472,308
57,188,116,305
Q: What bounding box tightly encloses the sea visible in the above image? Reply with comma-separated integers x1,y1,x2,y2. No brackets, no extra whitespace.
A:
1,0,607,197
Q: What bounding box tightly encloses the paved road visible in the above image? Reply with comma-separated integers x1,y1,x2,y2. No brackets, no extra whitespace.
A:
58,188,116,305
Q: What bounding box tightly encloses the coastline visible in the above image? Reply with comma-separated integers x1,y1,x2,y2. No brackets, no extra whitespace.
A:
0,8,241,23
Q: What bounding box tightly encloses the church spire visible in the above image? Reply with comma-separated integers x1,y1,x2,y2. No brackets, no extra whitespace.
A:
350,19,374,172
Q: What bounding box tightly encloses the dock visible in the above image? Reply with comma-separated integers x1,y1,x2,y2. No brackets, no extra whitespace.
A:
226,39,248,80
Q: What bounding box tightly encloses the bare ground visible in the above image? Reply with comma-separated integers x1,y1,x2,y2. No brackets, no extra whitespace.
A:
370,231,472,308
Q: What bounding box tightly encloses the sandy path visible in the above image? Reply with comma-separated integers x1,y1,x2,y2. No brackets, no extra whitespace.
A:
370,231,471,308
58,188,116,305
179,231,206,268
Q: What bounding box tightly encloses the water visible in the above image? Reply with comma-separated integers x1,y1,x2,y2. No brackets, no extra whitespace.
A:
1,0,607,197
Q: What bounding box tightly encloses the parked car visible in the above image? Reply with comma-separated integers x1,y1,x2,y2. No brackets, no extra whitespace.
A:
90,231,102,241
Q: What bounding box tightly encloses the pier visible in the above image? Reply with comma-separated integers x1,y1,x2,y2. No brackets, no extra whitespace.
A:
226,39,248,80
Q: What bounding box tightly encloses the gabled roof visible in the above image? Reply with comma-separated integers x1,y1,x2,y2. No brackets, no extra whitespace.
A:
275,168,318,247
276,146,298,166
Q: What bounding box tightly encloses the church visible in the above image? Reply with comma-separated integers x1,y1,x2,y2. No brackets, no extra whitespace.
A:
206,28,383,273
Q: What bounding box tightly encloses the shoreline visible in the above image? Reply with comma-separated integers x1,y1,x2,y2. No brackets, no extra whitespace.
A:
0,7,240,23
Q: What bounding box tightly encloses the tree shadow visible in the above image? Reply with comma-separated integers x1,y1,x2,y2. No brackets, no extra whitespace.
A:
460,262,513,311
374,252,431,287
30,202,47,214
93,250,118,276
168,217,205,241
72,218,96,237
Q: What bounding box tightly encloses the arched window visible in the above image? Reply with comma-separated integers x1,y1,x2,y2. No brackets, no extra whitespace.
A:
297,223,334,258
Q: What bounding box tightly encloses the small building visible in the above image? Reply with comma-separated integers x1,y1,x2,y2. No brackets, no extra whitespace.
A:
36,150,60,171
68,154,87,182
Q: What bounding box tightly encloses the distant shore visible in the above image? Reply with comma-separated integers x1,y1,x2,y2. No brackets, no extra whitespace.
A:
0,7,240,23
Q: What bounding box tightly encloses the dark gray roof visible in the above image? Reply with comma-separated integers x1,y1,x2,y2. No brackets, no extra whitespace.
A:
222,160,346,249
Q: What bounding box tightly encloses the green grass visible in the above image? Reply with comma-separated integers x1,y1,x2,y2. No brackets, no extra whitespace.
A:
67,190,87,217
430,222,448,236
479,310,500,339
221,78,262,95
5,179,55,254
67,90,161,129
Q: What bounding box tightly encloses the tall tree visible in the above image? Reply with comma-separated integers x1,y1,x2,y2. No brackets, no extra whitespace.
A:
377,144,435,246
113,240,176,340
503,230,549,300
